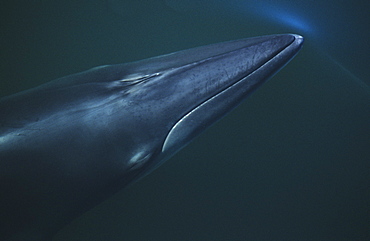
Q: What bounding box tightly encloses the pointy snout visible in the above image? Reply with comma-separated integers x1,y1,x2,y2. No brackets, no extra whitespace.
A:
156,34,304,158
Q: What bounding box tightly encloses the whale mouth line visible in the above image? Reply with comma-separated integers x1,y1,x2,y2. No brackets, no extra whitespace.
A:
189,34,303,116
162,34,303,154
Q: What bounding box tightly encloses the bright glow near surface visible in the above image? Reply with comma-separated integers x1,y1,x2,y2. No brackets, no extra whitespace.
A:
223,0,315,35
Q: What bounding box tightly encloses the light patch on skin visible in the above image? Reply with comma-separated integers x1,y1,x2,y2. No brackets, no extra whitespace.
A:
0,135,9,146
128,150,152,170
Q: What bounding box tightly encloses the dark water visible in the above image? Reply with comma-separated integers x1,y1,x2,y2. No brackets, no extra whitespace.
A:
1,0,369,240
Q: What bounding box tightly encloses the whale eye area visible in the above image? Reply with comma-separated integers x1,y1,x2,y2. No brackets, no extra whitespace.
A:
107,72,162,90
120,73,161,84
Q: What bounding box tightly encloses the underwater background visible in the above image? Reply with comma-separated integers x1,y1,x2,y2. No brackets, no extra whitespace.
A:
1,0,369,240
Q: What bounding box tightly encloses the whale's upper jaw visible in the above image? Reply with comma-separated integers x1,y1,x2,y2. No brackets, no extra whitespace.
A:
156,34,304,160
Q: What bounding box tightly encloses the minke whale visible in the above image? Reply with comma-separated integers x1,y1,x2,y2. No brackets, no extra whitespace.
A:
0,34,303,240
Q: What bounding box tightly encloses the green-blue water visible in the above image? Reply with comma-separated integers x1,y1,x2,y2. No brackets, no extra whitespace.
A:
1,1,369,240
